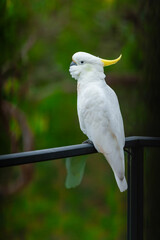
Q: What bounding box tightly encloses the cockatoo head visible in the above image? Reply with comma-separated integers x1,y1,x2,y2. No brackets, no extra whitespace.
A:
69,51,121,80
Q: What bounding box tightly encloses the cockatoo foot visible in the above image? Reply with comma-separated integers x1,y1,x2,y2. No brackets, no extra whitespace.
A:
83,139,93,145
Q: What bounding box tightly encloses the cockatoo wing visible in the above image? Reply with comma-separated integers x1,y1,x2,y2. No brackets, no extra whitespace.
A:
78,82,127,192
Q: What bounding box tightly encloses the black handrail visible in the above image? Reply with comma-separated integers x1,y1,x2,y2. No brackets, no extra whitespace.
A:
0,136,160,168
0,142,97,168
0,136,160,240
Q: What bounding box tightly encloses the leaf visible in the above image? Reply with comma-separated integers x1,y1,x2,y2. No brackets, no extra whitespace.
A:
65,156,86,189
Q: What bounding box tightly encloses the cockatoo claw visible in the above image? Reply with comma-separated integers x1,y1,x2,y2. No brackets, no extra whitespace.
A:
83,139,93,145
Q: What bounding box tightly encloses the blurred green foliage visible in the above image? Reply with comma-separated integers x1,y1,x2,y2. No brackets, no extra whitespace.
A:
0,0,147,239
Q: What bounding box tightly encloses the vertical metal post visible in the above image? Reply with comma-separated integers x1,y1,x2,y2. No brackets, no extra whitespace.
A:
127,145,144,240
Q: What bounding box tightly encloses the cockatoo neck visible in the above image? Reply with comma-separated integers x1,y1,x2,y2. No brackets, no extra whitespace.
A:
78,67,106,84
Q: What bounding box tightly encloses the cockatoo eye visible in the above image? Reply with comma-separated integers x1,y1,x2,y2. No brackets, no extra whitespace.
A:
80,61,84,64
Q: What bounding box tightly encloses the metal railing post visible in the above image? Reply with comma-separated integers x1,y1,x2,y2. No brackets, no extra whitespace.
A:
127,145,144,240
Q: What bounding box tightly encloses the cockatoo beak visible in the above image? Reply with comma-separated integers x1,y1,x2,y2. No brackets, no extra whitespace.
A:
101,54,122,67
70,61,77,66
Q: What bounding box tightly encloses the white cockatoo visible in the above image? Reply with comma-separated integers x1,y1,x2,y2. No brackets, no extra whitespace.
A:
69,51,127,192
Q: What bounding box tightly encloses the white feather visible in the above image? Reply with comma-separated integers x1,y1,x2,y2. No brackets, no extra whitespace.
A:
69,52,127,192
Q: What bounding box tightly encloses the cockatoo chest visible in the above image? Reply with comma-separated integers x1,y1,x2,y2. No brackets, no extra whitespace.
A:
77,81,108,136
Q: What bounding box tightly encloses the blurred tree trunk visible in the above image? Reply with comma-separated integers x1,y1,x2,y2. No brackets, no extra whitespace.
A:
143,0,160,239
144,1,160,136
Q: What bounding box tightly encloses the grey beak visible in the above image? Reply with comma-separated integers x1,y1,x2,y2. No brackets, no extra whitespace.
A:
70,61,77,67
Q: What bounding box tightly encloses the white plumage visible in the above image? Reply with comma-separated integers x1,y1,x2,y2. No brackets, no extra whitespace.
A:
69,52,127,192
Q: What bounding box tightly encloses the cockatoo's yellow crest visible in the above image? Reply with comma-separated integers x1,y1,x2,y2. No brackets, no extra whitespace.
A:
101,54,122,67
